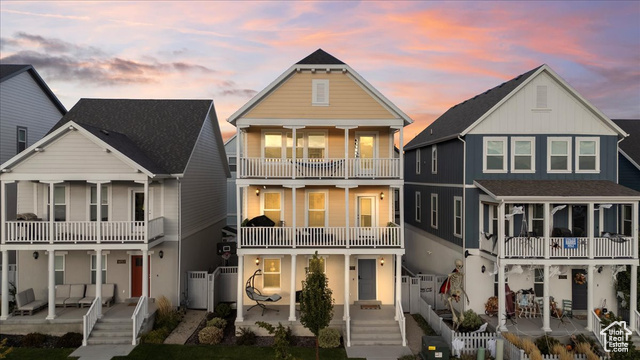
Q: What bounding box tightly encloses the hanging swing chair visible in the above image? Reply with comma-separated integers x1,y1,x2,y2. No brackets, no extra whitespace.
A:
245,269,282,315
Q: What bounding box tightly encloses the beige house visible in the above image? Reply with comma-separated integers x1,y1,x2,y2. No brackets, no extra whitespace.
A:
228,49,412,346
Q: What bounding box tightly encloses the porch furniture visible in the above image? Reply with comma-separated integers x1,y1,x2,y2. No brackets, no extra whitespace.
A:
14,288,47,315
55,284,71,307
101,283,115,307
516,291,536,318
534,297,544,317
296,228,335,245
79,284,96,307
246,215,275,227
64,284,85,308
245,269,281,315
562,299,573,318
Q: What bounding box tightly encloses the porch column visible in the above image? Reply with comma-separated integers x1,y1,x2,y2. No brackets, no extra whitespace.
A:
236,127,241,178
291,187,297,248
498,203,506,257
344,254,350,321
344,128,349,179
292,127,297,180
631,263,638,331
1,250,9,319
46,250,56,319
236,255,244,322
399,185,404,248
543,203,550,259
633,202,639,259
289,254,296,321
588,203,594,259
236,184,242,241
542,264,551,332
345,187,350,248
586,264,594,331
48,182,55,244
96,249,103,317
144,180,150,243
142,249,149,316
1,181,6,246
398,127,404,180
395,254,402,320
497,262,506,331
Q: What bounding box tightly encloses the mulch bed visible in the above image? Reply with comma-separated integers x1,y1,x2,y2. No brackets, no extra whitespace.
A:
0,333,67,348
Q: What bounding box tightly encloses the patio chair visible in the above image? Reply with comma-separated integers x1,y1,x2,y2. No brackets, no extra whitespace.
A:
562,300,573,318
64,284,85,308
55,284,71,307
79,284,96,307
102,283,115,307
534,297,544,317
245,269,281,316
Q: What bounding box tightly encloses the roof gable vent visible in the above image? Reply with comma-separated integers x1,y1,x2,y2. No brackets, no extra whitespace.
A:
536,85,548,108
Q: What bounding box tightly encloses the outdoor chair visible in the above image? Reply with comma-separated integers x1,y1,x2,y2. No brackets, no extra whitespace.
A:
562,300,573,318
245,269,281,315
55,284,71,307
64,284,85,308
79,284,96,307
101,283,115,307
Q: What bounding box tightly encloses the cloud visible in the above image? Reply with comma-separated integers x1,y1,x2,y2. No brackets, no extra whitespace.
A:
14,31,105,57
1,8,91,21
217,80,257,98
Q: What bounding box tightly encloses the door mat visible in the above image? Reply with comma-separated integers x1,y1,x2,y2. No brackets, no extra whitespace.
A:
360,304,381,310
128,303,137,306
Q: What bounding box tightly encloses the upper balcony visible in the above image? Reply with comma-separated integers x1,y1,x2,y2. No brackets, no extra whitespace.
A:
240,157,399,179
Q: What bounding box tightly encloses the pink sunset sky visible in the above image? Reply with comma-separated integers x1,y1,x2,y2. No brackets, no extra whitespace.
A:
1,1,638,143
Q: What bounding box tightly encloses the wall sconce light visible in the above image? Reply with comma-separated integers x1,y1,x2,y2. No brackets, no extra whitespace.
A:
159,250,164,259
256,188,260,196
481,265,486,273
380,192,385,200
255,257,260,266
33,251,39,260
380,257,385,266
597,266,603,273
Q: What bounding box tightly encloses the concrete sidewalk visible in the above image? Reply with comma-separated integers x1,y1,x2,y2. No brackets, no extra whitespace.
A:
70,344,136,360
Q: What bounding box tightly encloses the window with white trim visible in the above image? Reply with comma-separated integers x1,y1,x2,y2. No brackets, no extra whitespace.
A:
534,268,543,296
430,193,438,229
531,204,544,237
307,133,326,159
622,205,632,236
263,258,281,289
432,145,437,174
548,137,571,172
483,137,507,172
17,126,27,154
47,185,67,221
91,254,107,284
576,137,599,173
489,205,498,235
312,79,329,106
55,255,65,285
307,191,326,227
416,150,421,174
511,137,535,172
454,197,462,237
415,192,421,223
90,184,109,221
264,132,282,158
263,192,282,225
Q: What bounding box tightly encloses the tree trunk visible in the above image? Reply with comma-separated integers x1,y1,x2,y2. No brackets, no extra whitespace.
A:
315,336,319,360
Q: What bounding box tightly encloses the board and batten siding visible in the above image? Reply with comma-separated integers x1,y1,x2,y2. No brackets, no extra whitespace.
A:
244,72,396,120
405,139,464,184
0,71,64,164
404,184,463,247
181,113,228,238
468,71,617,136
619,155,640,193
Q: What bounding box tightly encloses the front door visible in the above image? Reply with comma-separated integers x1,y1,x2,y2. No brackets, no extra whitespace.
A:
131,255,150,297
358,259,376,300
356,134,375,175
571,269,587,310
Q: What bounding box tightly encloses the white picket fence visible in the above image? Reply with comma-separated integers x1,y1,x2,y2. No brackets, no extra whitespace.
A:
497,333,606,360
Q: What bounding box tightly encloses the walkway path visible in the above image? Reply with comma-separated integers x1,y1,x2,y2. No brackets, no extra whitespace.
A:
164,309,207,344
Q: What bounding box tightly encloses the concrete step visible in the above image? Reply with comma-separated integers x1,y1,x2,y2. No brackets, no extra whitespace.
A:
350,339,403,346
91,329,133,338
87,336,132,345
351,326,399,334
351,319,398,326
351,332,401,340
94,322,131,331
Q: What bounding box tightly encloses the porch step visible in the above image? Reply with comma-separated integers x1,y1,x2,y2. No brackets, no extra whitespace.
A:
87,319,133,345
350,319,402,346
86,336,132,345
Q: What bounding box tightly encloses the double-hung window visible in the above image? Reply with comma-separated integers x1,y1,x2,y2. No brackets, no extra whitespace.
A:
307,191,326,227
430,193,438,229
575,137,599,173
90,184,109,221
511,137,535,172
622,205,632,236
91,254,107,284
548,137,571,172
286,133,304,159
263,192,282,225
263,258,281,289
483,137,507,172
415,192,421,223
416,150,421,174
307,133,326,159
55,255,65,285
431,145,437,174
17,127,27,153
264,133,283,159
454,197,462,237
531,204,544,237
47,185,67,221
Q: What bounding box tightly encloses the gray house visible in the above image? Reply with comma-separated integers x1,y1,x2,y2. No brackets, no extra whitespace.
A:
614,119,640,230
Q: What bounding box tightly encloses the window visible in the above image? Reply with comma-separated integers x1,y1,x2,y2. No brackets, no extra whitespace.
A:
430,193,438,229
47,185,66,221
576,137,599,172
548,137,571,172
432,145,437,174
308,256,326,273
534,268,544,296
490,205,498,235
531,204,544,237
483,137,507,172
511,137,535,172
263,192,282,225
416,150,421,174
264,133,282,158
90,185,109,221
55,255,65,285
454,197,462,237
415,192,421,223
263,258,281,289
17,127,27,153
622,205,632,236
312,79,329,106
228,157,237,172
91,254,107,284
307,133,326,158
308,192,326,227
286,133,304,159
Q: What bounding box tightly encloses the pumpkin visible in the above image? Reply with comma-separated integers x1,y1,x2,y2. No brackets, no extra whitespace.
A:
566,344,572,351
595,308,601,317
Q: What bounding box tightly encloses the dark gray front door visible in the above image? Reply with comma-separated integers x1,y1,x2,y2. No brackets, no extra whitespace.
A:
572,269,587,310
358,259,376,300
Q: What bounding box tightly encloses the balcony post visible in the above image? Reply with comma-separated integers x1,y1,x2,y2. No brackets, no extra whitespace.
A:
399,127,404,180
543,203,550,259
542,264,551,332
48,182,55,244
0,250,9,319
588,203,594,259
289,254,296,321
633,202,639,259
97,182,102,243
586,264,594,331
399,185,404,248
497,262,506,332
236,184,242,249
292,127,297,180
96,249,103,317
498,202,505,259
46,249,56,319
631,263,638,331
236,255,244,322
0,181,5,245
344,254,350,321
144,179,149,243
142,249,149,316
344,128,349,179
291,187,297,248
344,187,350,248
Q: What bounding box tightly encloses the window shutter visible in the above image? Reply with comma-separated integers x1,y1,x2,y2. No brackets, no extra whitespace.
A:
536,85,547,108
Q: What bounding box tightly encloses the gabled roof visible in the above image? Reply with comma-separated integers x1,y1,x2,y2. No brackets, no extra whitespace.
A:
227,49,412,125
0,64,67,115
475,180,640,200
48,99,215,175
405,64,627,150
613,119,640,170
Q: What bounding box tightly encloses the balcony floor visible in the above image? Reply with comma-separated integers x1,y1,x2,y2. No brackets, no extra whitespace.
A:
481,313,588,337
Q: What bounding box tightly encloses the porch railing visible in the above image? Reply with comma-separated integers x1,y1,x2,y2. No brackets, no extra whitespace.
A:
148,217,165,240
591,309,605,350
240,157,399,179
487,236,635,259
395,301,406,346
132,296,147,345
634,309,640,336
239,226,401,248
82,298,100,346
345,316,351,347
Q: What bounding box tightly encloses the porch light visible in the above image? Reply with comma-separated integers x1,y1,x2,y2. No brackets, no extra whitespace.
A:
159,250,164,259
33,251,39,260
380,192,384,200
598,266,603,273
481,265,486,273
256,188,260,196
380,257,385,266
255,257,260,266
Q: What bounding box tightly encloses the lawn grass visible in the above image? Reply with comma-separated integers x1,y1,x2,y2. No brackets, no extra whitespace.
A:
6,347,77,360
113,344,361,359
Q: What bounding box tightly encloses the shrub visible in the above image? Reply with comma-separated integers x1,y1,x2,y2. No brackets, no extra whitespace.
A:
207,317,227,330
54,332,82,348
256,322,293,359
21,333,47,348
214,303,232,318
458,309,483,332
535,335,560,355
155,310,181,330
398,356,417,360
141,328,170,344
198,326,224,345
0,338,13,358
551,344,573,360
236,327,257,346
157,296,172,318
318,328,340,348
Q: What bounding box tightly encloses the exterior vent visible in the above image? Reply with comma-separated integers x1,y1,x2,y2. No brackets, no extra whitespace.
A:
536,85,548,108
312,79,329,106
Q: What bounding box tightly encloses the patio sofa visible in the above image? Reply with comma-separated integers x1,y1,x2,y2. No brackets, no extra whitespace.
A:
55,284,71,307
64,284,86,308
14,288,47,315
79,283,115,308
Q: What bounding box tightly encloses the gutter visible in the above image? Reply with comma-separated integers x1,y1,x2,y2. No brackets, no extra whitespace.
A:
177,177,182,307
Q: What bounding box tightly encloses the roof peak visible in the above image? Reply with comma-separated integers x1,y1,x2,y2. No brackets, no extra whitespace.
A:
296,49,345,65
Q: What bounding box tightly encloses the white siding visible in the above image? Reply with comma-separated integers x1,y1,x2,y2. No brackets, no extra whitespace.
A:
224,135,237,226
0,71,64,164
163,179,179,239
469,72,616,136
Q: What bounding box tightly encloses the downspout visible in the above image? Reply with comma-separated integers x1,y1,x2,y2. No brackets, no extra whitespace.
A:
177,177,182,307
458,135,467,311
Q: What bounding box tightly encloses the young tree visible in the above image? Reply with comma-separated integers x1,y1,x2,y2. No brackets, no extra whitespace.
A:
300,252,334,360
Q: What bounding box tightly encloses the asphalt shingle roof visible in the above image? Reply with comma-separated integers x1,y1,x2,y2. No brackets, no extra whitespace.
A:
613,119,640,165
49,99,213,174
406,66,543,150
475,180,640,198
0,64,31,81
296,49,345,65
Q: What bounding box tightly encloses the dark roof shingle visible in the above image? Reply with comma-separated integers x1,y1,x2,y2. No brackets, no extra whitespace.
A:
406,66,543,149
0,64,31,81
475,180,640,198
613,119,640,165
49,99,213,174
296,49,345,65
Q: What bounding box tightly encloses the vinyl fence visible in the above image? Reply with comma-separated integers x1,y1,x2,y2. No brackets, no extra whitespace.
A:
207,266,238,312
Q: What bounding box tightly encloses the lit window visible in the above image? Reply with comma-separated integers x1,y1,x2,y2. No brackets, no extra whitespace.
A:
548,137,571,172
263,192,282,225
91,254,107,284
576,137,599,172
511,137,535,172
263,258,281,289
431,193,438,229
454,197,462,237
483,137,507,172
264,133,282,158
307,133,326,159
308,192,326,227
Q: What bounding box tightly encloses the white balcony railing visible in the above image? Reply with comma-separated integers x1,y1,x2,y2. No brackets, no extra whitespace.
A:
240,157,399,179
239,226,401,248
481,235,635,259
396,300,406,346
82,298,100,346
634,309,640,336
591,309,605,349
4,217,164,244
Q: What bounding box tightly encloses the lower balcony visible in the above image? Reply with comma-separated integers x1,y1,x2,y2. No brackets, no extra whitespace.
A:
479,235,635,259
240,225,401,248
3,217,164,244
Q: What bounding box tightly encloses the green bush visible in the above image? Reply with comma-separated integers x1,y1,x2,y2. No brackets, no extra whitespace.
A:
21,333,47,348
458,309,484,332
207,317,227,330
535,335,560,355
54,332,82,348
155,309,181,331
318,328,340,348
198,326,224,345
235,327,256,345
141,328,170,344
256,322,293,359
214,303,232,318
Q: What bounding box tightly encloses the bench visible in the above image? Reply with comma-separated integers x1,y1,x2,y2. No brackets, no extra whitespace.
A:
14,288,47,315
64,284,86,308
79,283,115,307
55,284,71,307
